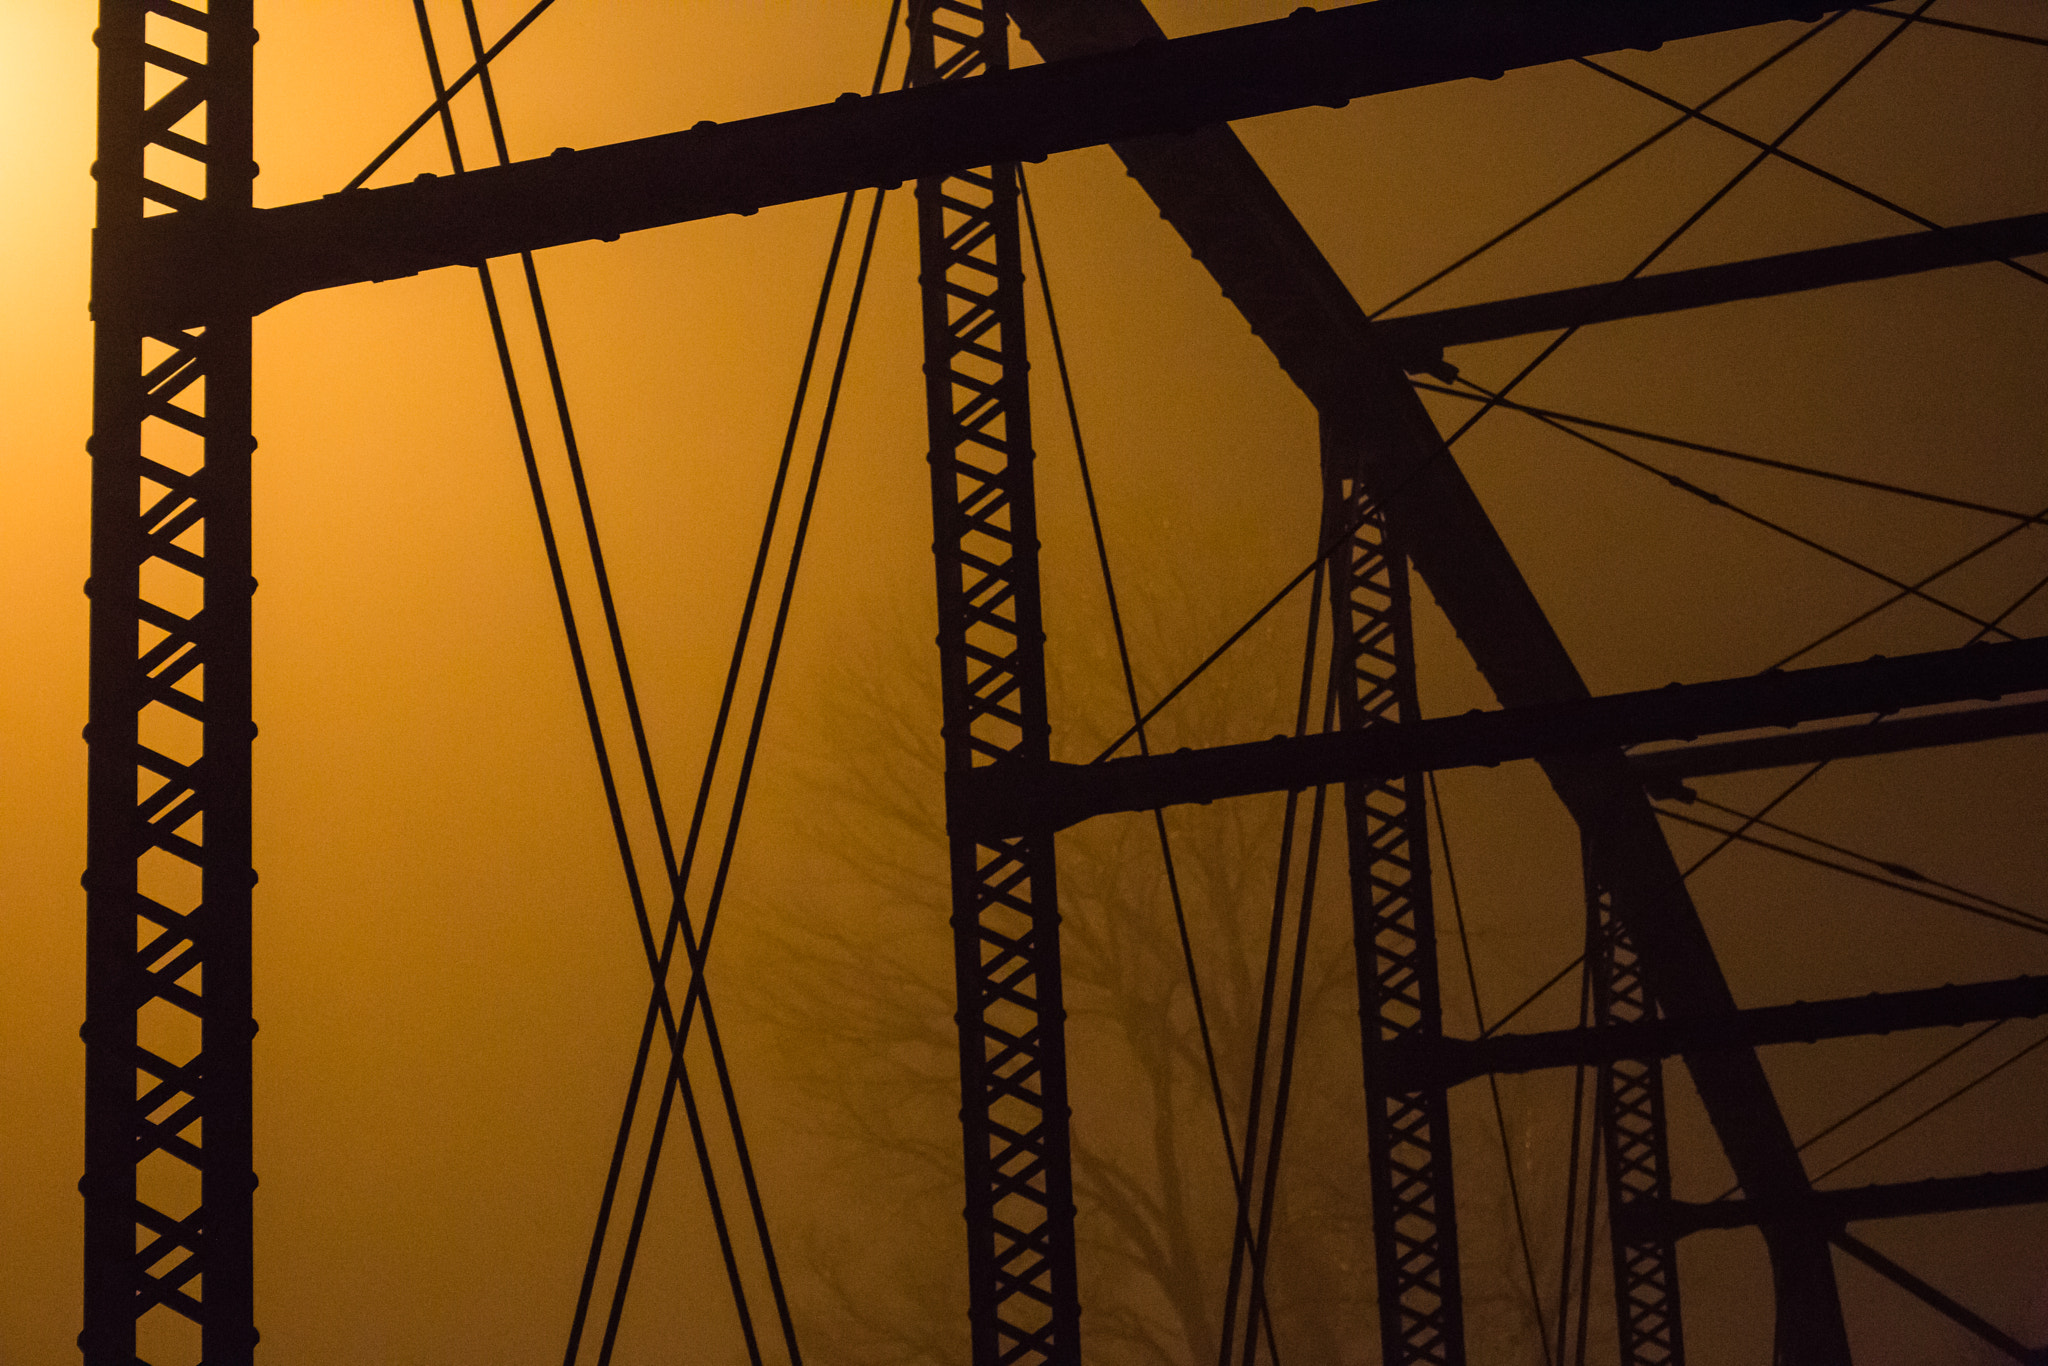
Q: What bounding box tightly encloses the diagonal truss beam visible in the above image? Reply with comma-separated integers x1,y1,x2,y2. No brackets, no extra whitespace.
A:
1372,209,2048,369
1007,2,1851,1358
951,636,2048,833
1832,1230,2044,1365
124,0,1839,328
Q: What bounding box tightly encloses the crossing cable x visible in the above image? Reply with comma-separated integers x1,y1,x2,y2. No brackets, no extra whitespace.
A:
405,4,908,1362
354,0,559,191
1438,0,1940,453
1581,43,2048,292
1235,673,1338,1366
1017,167,1285,1363
1408,383,2048,529
1858,4,2048,47
1100,7,1958,763
1768,500,2048,670
1652,799,2048,937
1219,555,1330,1366
1474,547,2048,1042
586,179,889,1363
427,4,816,1358
1369,10,1852,319
575,14,902,1363
1439,373,2026,642
400,12,767,1358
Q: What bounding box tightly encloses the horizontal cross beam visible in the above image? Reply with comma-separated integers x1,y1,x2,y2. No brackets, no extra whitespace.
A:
1631,695,2048,787
950,636,2048,834
123,0,1833,328
1373,210,2048,369
1382,974,2048,1089
1619,1164,2048,1240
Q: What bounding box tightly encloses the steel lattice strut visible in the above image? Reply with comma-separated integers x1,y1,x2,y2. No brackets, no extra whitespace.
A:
910,5,1081,1364
1323,424,1467,1366
85,2,259,1364
1588,852,1686,1366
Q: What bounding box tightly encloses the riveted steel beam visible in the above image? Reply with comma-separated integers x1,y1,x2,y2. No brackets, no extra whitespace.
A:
1382,974,2048,1090
1373,210,2048,369
951,637,2048,835
124,0,1836,328
1630,695,2048,785
1623,1165,2048,1239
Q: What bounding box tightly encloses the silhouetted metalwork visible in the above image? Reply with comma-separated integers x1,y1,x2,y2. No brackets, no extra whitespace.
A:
1630,694,2048,784
1385,973,2048,1087
1323,428,1466,1366
85,4,258,1364
82,3,2048,1364
1588,862,1685,1366
1006,4,1848,1353
1374,209,2048,372
951,635,2048,832
1629,1163,2048,1237
123,0,1838,329
911,6,1080,1364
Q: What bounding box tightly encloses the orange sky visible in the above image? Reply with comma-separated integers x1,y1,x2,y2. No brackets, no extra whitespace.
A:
4,3,2048,1364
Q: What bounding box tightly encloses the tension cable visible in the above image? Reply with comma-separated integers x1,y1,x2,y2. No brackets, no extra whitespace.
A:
1018,165,1287,1355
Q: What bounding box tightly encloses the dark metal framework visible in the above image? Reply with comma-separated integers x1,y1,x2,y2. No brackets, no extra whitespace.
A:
1323,433,1464,1366
910,6,1081,1363
951,634,2048,832
1587,860,1684,1366
86,3,259,1363
80,3,2048,1364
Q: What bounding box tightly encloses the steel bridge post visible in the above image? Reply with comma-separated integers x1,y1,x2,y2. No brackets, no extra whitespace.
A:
910,5,1081,1364
1587,844,1685,1366
86,3,259,1364
1323,419,1466,1366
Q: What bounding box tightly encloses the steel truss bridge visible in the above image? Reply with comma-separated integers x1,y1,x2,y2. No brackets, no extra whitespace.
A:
83,2,2048,1364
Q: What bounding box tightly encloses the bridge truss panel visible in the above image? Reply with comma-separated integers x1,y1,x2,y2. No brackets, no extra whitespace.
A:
1324,431,1467,1366
1588,852,1686,1366
910,5,1081,1365
86,2,259,1365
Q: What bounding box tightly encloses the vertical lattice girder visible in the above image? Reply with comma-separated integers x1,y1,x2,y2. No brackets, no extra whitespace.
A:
86,4,258,1364
1324,426,1466,1366
1587,858,1685,1366
911,5,1080,1364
